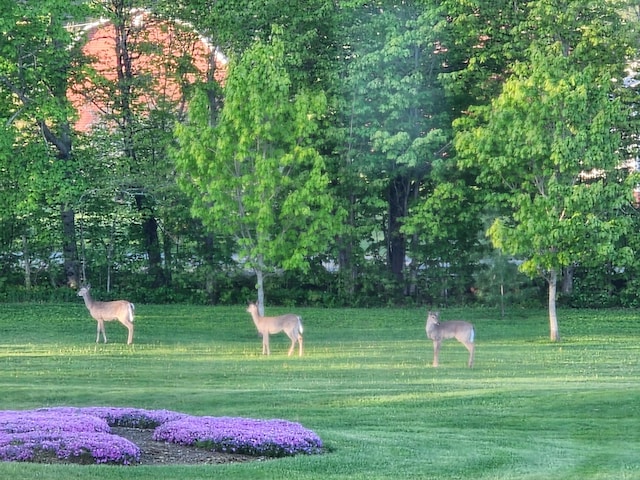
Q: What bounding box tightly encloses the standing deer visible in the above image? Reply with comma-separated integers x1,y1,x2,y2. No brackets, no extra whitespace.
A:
426,311,475,368
246,302,303,356
77,285,135,345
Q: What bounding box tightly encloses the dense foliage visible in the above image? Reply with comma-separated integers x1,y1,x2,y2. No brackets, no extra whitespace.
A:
1,0,639,318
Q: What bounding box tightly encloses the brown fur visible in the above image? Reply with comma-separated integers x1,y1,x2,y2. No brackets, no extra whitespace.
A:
426,311,474,368
246,302,303,356
78,286,135,345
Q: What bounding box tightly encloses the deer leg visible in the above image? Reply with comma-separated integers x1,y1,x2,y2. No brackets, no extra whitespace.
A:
123,321,134,345
463,342,475,368
298,334,303,357
263,334,270,355
96,320,107,343
286,331,299,357
432,340,440,367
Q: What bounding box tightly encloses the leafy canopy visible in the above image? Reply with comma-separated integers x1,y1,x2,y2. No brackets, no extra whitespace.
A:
454,0,635,278
175,27,344,275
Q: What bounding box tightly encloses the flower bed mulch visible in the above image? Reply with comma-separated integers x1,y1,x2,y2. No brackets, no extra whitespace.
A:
0,407,323,466
111,427,262,465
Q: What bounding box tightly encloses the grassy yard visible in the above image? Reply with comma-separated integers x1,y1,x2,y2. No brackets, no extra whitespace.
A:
0,302,638,479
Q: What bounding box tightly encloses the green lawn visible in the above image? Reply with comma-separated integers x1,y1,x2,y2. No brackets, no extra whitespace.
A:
0,303,638,479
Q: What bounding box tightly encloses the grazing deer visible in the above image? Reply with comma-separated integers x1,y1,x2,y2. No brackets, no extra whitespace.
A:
246,302,303,356
77,285,135,345
426,311,474,368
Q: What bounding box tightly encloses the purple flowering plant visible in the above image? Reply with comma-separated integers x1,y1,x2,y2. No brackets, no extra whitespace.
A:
154,416,324,457
0,410,139,465
0,407,323,465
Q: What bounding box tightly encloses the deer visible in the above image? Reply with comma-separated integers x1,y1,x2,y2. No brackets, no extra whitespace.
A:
426,311,475,368
246,302,303,356
77,285,135,345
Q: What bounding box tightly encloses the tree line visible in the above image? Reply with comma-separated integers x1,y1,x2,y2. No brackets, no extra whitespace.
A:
1,1,639,329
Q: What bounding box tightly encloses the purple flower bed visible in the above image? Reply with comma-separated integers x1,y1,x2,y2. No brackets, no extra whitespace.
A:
0,410,139,464
154,416,324,457
0,430,140,464
0,410,111,434
37,406,189,429
0,407,323,465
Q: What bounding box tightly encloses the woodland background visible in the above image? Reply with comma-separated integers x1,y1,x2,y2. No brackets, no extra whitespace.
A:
2,0,640,312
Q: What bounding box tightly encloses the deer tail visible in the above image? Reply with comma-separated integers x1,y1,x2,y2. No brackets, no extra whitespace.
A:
129,303,135,322
298,316,303,335
469,327,475,343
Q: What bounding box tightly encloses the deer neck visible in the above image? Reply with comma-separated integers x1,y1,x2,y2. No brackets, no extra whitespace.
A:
426,320,439,335
250,311,263,329
81,292,95,309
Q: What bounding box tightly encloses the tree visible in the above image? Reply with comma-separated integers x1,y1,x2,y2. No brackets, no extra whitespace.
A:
454,0,635,340
336,1,449,296
436,0,531,113
0,122,49,288
174,29,344,311
72,1,216,288
0,0,90,287
402,174,485,304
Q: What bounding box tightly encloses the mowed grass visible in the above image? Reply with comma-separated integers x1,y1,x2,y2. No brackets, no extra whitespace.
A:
0,302,638,479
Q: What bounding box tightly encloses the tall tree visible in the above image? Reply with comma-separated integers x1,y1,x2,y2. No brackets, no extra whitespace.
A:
0,122,48,287
0,0,90,287
73,1,214,288
337,1,449,293
454,0,635,340
174,29,344,311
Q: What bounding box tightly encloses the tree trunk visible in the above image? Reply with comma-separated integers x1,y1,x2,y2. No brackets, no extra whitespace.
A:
163,230,173,285
205,51,223,127
61,206,79,288
39,120,78,289
548,268,560,342
135,196,166,287
203,233,218,303
406,181,421,297
106,217,116,293
142,214,165,287
21,235,31,289
561,266,574,294
338,191,357,297
255,262,265,317
387,175,408,283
